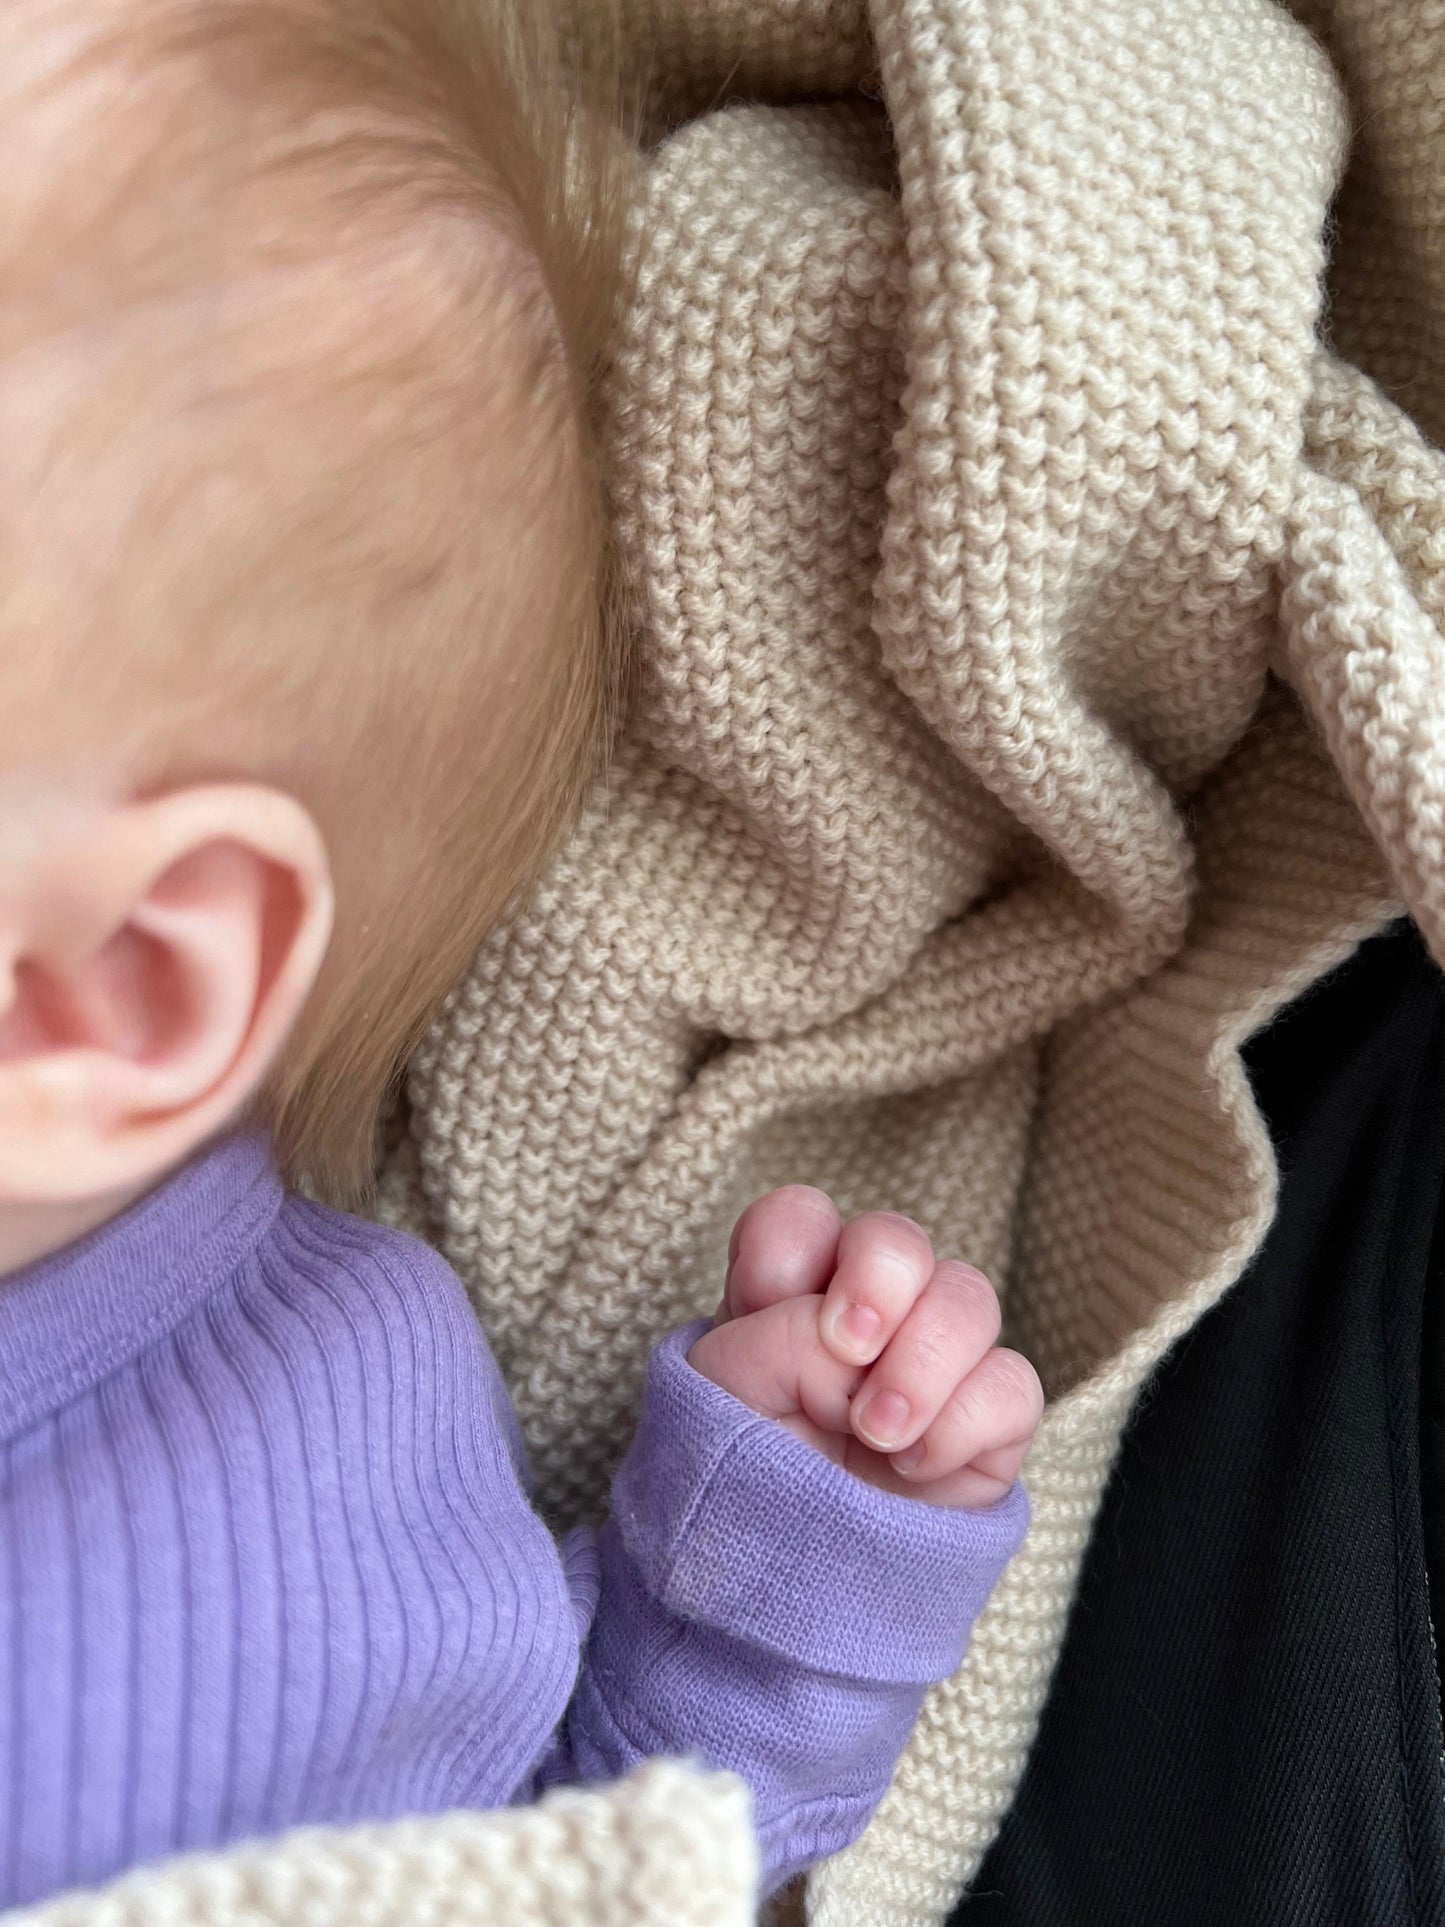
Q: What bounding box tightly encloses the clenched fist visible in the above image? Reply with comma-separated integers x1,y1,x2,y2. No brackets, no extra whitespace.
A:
689,1188,1043,1510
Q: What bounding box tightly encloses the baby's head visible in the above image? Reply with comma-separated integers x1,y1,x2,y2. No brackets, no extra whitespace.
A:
0,0,627,1264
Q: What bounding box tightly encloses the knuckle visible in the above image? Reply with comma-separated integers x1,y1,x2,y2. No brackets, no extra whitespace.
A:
892,1318,957,1385
871,1210,930,1241
775,1184,839,1216
737,1190,839,1294
739,1240,809,1302
990,1348,1044,1423
841,1210,934,1278
751,1186,838,1240
933,1261,1002,1339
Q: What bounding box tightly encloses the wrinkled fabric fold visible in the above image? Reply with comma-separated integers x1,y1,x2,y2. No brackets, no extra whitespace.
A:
19,0,1436,1921
385,4,1444,1921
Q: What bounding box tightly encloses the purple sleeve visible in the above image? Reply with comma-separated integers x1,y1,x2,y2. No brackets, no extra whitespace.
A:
539,1322,1029,1893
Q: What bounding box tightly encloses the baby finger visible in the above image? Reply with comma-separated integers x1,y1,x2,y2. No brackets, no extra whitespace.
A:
848,1260,1001,1453
819,1211,934,1367
719,1186,841,1323
887,1346,1042,1485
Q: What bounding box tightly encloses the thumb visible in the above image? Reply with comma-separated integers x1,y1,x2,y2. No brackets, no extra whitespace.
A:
688,1295,861,1433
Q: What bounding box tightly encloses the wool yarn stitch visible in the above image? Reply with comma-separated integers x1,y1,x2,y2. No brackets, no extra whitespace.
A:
24,0,1445,1922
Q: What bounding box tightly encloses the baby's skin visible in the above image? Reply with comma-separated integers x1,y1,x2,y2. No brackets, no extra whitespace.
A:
695,1189,1042,1510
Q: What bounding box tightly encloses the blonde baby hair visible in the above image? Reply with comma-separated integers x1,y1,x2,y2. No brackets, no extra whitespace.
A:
0,0,631,1199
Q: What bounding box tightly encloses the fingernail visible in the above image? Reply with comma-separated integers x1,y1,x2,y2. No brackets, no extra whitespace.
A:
891,1442,925,1475
826,1301,883,1361
854,1388,911,1449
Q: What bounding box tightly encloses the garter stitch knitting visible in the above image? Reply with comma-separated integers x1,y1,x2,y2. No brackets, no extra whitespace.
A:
6,1763,758,1927
20,0,1444,1924
389,0,1445,1919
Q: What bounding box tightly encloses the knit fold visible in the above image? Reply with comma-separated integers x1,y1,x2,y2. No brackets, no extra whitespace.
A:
20,0,1441,1921
391,2,1441,1921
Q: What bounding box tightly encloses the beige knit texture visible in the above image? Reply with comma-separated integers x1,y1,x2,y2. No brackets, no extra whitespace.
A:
1,1765,757,1927
35,0,1445,1924
391,0,1444,1920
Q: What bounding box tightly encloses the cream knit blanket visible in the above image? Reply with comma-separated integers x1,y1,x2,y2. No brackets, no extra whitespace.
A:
16,0,1445,1924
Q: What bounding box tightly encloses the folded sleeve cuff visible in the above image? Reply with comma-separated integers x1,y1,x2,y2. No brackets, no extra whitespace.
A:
608,1321,1029,1685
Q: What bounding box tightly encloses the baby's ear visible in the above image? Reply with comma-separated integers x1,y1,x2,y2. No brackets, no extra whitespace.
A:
0,787,333,1206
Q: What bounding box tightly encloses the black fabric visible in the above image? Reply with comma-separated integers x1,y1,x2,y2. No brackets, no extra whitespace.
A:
955,919,1445,1926
1422,1170,1445,1731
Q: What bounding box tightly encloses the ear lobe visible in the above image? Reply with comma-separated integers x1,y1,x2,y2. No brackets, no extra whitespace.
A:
0,787,333,1203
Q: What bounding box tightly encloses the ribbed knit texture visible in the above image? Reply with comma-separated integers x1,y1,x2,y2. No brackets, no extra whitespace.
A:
0,1135,575,1906
21,0,1444,1922
0,1135,1024,1914
368,2,1445,1923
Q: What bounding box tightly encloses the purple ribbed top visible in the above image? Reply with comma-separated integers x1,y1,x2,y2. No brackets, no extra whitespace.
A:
0,1133,1027,1905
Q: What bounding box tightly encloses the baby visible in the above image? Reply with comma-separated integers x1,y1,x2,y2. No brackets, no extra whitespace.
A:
0,0,1043,1907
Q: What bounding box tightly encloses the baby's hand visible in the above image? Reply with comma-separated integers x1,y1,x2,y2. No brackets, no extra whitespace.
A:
688,1189,1043,1509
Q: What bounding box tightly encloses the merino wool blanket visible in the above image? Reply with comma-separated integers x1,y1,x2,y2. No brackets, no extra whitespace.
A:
15,0,1444,1924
